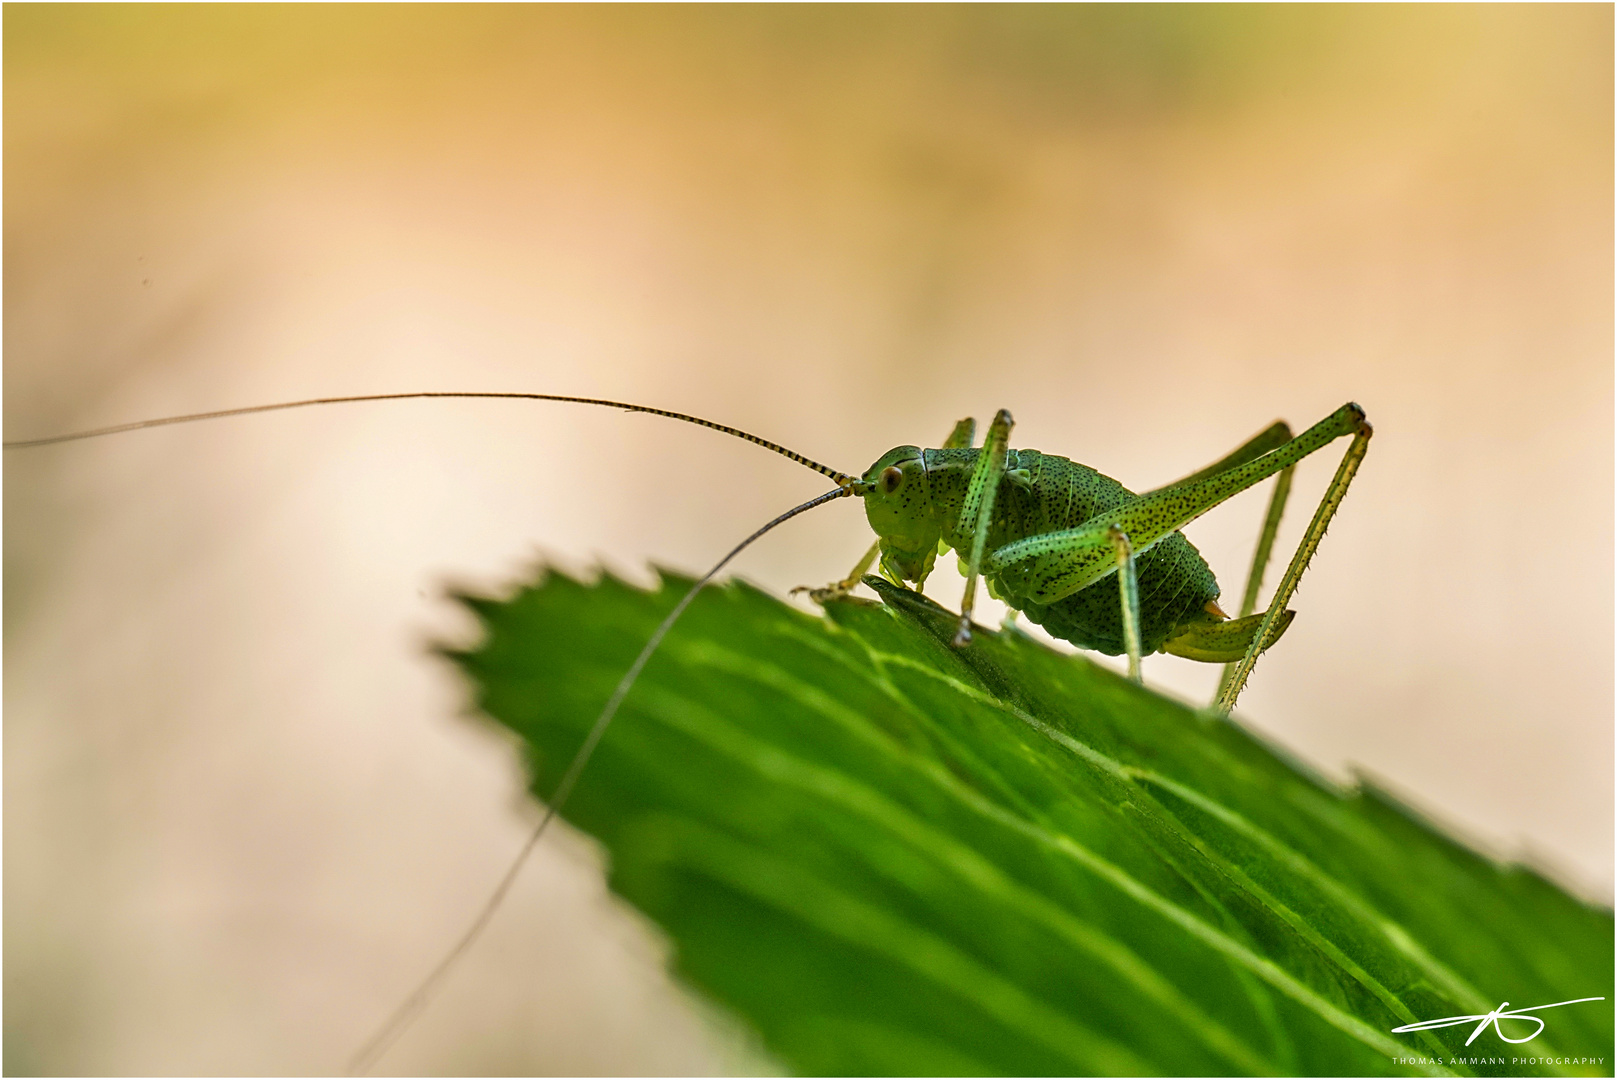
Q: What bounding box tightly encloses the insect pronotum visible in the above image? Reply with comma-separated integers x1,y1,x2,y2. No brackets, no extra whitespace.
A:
6,391,1371,1071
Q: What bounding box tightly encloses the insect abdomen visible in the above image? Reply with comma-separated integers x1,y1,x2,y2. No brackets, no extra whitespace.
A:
984,450,1220,656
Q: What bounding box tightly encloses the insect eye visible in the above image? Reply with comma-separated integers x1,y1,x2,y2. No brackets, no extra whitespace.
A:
881,466,904,493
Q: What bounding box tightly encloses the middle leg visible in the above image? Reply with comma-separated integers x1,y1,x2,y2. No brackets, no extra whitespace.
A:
1107,526,1143,683
952,409,1014,646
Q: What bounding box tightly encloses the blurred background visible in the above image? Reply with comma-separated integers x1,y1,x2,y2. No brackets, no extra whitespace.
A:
5,6,1611,1074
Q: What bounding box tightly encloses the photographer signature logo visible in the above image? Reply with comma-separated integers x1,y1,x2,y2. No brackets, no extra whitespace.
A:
1392,997,1606,1045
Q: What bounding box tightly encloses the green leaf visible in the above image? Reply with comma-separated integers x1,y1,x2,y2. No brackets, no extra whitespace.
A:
448,569,1613,1077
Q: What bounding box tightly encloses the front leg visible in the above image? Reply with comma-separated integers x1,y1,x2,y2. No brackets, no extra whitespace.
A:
797,417,977,604
792,540,880,603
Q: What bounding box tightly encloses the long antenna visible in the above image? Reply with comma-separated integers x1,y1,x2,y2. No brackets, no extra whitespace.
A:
3,391,859,487
345,484,853,1076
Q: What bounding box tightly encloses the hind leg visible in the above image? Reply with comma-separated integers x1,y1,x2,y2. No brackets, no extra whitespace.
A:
1214,416,1371,711
987,404,1371,707
1213,461,1295,702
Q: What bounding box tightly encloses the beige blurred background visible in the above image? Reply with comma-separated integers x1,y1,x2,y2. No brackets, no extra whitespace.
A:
5,6,1611,1075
